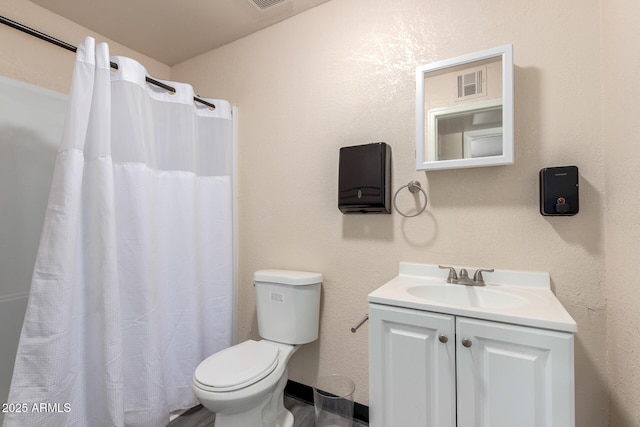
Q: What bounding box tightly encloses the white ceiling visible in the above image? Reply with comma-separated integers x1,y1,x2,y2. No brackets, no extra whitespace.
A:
30,0,332,65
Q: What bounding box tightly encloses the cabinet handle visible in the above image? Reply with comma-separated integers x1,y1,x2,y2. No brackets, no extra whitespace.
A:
461,337,472,348
438,334,448,343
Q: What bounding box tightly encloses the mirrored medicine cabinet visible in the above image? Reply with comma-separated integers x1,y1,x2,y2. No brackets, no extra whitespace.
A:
416,45,513,171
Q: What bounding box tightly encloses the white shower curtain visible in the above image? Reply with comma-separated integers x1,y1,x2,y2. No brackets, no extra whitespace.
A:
4,37,233,426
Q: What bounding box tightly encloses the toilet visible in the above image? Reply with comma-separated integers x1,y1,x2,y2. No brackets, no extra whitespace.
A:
193,269,322,427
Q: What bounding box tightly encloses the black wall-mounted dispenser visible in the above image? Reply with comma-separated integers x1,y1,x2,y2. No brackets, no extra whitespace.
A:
338,142,391,214
539,166,579,216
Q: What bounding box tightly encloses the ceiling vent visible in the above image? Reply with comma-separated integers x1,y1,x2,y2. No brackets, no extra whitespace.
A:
248,0,286,10
457,66,486,100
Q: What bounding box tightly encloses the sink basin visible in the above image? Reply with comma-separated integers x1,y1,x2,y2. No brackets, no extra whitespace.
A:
406,284,526,309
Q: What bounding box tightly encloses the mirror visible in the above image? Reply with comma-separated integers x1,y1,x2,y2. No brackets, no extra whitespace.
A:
416,45,513,171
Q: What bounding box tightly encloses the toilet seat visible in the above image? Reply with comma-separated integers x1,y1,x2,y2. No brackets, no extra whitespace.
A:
194,340,280,392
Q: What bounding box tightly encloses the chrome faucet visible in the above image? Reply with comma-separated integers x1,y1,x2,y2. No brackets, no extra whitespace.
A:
457,268,476,286
438,265,494,286
438,265,458,283
472,268,495,285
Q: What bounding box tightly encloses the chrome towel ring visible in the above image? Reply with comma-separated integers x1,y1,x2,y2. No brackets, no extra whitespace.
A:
393,180,428,217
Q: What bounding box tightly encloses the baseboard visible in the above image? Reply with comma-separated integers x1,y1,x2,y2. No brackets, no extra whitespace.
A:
284,379,369,424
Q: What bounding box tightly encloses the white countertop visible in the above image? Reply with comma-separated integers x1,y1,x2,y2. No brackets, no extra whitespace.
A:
368,262,577,333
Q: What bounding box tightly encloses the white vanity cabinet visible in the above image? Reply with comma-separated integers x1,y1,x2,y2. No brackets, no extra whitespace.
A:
369,303,575,427
369,304,456,427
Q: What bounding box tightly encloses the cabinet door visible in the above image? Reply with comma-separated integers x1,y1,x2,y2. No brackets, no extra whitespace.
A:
456,317,575,427
369,304,456,427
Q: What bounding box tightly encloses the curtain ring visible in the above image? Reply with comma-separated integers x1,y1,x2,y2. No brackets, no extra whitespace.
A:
393,180,428,217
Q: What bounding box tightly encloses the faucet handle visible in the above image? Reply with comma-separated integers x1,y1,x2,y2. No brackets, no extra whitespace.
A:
438,265,458,283
472,268,495,284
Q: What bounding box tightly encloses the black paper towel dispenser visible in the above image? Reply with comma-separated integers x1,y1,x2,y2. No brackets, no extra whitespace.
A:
338,142,391,214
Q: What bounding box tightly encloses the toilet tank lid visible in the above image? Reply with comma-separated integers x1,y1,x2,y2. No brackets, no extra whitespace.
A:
254,269,322,286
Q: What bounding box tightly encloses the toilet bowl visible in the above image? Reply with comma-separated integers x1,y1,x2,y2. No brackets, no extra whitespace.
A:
192,269,322,427
193,340,298,427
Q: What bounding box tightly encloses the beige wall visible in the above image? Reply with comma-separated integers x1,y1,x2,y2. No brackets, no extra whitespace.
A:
172,0,610,425
3,0,639,425
602,0,640,426
0,0,169,94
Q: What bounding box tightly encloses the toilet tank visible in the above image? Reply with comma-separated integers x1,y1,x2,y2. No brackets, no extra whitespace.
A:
254,270,322,344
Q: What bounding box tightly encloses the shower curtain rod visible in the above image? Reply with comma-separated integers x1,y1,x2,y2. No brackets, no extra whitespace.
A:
0,15,217,110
